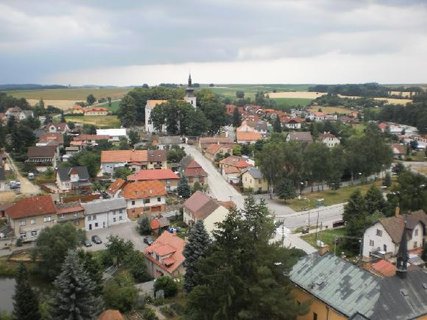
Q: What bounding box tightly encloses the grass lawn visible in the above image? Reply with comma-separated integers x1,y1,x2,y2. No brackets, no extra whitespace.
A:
409,151,427,162
272,97,312,110
98,100,121,112
287,181,383,211
7,87,132,100
352,123,367,136
301,228,355,257
65,115,121,128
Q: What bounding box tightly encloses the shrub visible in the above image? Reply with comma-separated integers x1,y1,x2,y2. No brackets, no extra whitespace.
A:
142,308,159,320
159,306,174,317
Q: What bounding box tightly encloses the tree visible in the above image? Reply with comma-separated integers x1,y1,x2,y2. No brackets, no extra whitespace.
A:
77,250,104,296
138,216,151,235
275,178,297,202
35,223,84,280
117,95,137,127
13,263,41,320
177,175,191,199
383,172,392,188
235,91,244,99
107,97,112,107
258,141,285,199
343,190,368,252
105,236,134,267
123,250,150,283
154,276,178,298
186,197,306,319
128,130,140,147
273,116,282,133
86,94,96,106
183,221,211,293
167,145,186,163
365,185,386,214
113,167,132,180
50,250,102,320
103,271,137,313
232,107,242,128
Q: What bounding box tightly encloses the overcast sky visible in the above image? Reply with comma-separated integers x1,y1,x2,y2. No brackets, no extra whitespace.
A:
1,0,426,86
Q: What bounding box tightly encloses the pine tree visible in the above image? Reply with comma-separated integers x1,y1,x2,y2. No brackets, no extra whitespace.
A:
50,250,102,320
183,221,211,293
186,196,306,319
232,107,242,127
273,116,282,133
365,185,386,214
343,190,368,252
12,263,41,320
383,172,392,188
138,216,151,235
177,175,191,199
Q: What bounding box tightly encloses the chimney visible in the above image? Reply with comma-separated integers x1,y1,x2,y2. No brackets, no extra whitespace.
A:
395,206,400,217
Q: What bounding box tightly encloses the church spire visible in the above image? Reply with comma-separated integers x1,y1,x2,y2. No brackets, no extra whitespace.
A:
188,73,192,87
396,216,409,279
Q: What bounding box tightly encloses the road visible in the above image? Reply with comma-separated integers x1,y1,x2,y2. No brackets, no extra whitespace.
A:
402,161,427,177
182,144,317,253
5,153,41,196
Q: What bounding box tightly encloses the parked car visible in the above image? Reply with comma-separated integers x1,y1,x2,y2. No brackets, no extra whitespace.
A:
9,181,21,189
143,236,154,245
91,235,102,244
83,239,92,247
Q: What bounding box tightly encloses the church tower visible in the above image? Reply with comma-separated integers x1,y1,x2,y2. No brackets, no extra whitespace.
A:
184,74,197,108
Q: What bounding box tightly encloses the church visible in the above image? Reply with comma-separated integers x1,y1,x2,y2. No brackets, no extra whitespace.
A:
145,74,196,133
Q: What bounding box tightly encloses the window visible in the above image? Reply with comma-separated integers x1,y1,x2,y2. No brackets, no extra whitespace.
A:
30,219,35,225
113,217,116,222
44,216,52,222
113,211,116,215
369,240,374,246
145,199,151,204
31,230,37,237
414,241,418,249
119,216,123,220
383,244,387,252
414,228,418,236
95,223,98,228
20,232,26,239
119,209,123,214
157,197,161,202
19,220,26,226
93,214,96,220
88,216,91,221
132,201,135,205
376,229,383,237
313,312,318,320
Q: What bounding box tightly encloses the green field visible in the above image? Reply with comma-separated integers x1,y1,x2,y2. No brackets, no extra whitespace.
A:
272,97,312,110
65,115,121,128
301,228,351,256
6,87,132,100
204,84,312,99
98,100,121,112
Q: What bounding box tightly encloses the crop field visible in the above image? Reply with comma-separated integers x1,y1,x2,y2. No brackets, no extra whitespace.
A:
273,98,312,110
308,106,352,114
27,99,77,109
6,87,132,100
337,95,412,105
205,84,312,99
64,115,121,128
268,91,326,99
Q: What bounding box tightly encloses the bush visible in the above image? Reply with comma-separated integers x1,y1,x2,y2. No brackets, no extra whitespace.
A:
142,308,158,320
16,238,23,247
170,303,185,315
153,276,178,298
159,306,175,317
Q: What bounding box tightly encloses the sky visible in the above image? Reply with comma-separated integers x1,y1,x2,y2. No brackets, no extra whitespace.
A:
1,0,426,86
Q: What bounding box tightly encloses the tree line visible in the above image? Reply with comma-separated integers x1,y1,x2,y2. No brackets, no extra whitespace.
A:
308,83,411,98
256,124,393,199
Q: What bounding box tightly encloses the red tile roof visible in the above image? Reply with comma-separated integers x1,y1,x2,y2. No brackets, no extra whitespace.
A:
371,259,396,277
205,144,222,155
101,150,148,163
98,310,124,320
184,160,207,178
73,134,110,142
123,180,166,199
219,156,252,169
127,169,179,182
144,231,185,274
38,133,64,144
6,195,56,219
236,131,262,142
107,178,126,195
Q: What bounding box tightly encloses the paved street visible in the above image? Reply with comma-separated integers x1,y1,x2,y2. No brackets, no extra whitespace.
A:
85,221,147,252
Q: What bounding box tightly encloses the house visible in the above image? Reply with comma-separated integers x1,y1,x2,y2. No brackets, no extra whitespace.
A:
5,107,33,121
84,107,109,116
81,198,128,231
68,105,85,115
71,134,110,149
290,251,427,320
318,132,340,148
236,131,263,144
183,160,207,188
122,180,167,219
282,117,304,130
150,216,170,235
241,167,268,193
26,146,58,172
5,195,57,242
145,100,168,133
55,201,85,229
106,178,126,198
96,128,127,143
362,210,427,260
98,309,124,320
100,149,167,175
219,156,253,183
391,143,406,160
127,169,179,191
183,191,230,235
286,131,313,144
204,143,233,162
47,122,70,134
56,166,91,192
198,137,234,150
144,231,185,278
36,133,64,152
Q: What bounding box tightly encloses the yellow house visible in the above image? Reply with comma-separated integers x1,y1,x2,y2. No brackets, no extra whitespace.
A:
241,167,268,193
290,253,427,320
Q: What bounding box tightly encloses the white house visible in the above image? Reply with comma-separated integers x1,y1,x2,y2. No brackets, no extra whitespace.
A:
183,191,231,236
145,100,168,133
362,210,427,260
96,128,127,143
318,132,340,148
81,198,128,231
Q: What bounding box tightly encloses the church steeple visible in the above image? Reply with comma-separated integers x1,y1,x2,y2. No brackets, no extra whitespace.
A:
188,73,192,87
396,217,409,279
184,74,196,108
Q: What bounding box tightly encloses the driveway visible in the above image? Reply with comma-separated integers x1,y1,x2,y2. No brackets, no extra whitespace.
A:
85,221,147,252
5,153,41,196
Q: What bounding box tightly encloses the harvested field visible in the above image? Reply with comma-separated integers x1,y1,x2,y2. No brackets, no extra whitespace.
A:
337,95,412,105
27,99,77,110
7,87,131,100
65,115,121,128
268,91,326,99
